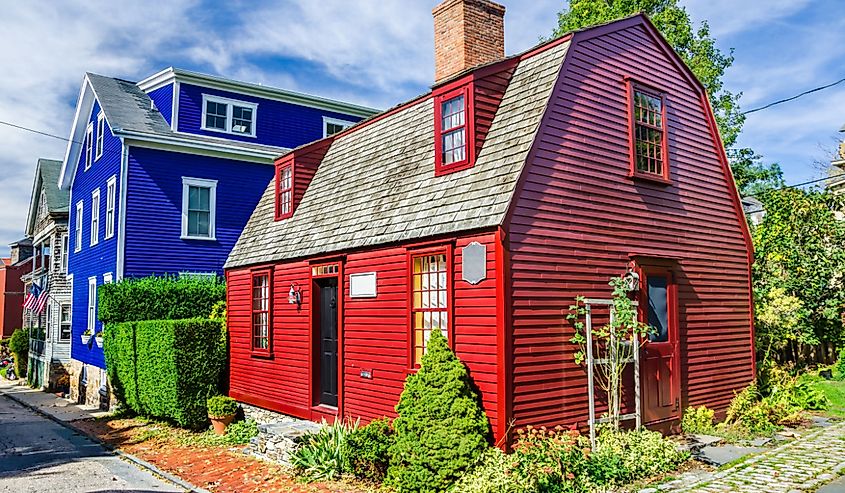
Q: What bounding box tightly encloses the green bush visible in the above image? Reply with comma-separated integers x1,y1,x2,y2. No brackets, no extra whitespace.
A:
291,419,357,482
681,406,715,435
345,417,394,482
209,301,227,321
8,329,28,377
104,318,227,428
207,396,238,418
180,419,259,447
386,330,490,493
590,428,689,484
511,426,591,493
449,448,535,493
98,275,225,325
836,348,845,380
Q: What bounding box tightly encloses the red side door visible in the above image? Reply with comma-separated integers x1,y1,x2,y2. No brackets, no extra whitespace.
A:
640,267,681,425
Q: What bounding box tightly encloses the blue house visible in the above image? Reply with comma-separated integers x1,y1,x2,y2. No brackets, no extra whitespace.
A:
57,68,377,406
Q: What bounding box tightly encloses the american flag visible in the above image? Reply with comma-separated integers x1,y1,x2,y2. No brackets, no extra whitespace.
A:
22,283,41,311
34,278,49,314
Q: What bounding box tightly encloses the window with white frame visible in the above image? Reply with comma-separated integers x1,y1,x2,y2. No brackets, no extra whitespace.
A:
323,116,355,137
75,201,83,252
37,190,47,220
85,123,93,170
59,304,71,341
61,233,68,273
90,188,100,246
103,272,113,284
105,176,116,239
87,277,97,333
201,95,257,137
96,112,105,160
181,177,217,240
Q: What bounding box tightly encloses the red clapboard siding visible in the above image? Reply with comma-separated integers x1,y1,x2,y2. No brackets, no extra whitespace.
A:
505,23,753,430
227,232,500,433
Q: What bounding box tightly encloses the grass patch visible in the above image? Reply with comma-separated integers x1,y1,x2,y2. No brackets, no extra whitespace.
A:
799,373,845,418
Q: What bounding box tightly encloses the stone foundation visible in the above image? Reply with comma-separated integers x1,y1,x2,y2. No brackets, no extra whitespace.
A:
68,359,116,409
240,403,322,466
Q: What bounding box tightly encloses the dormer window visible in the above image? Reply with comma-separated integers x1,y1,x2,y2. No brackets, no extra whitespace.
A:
628,82,669,182
275,164,293,220
201,94,258,137
323,116,355,137
434,85,474,176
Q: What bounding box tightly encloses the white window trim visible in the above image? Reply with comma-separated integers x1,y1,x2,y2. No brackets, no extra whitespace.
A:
90,188,100,246
105,175,116,239
61,233,69,274
322,116,356,137
75,201,83,252
181,177,217,241
84,123,94,170
59,303,72,341
95,112,105,161
103,272,113,284
87,276,97,333
200,94,258,138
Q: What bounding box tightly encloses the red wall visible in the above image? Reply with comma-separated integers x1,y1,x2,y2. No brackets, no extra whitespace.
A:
0,262,29,338
227,232,502,433
505,23,753,429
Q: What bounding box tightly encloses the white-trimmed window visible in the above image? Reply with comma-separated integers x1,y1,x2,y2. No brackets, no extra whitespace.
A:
95,112,105,160
37,190,47,219
103,272,113,284
105,176,116,239
200,95,257,137
87,276,97,333
84,123,93,170
323,116,355,137
75,201,83,252
181,177,217,240
90,188,100,246
59,304,71,341
61,233,68,273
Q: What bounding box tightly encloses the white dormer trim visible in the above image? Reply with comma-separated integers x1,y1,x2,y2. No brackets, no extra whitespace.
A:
200,94,258,138
322,116,356,137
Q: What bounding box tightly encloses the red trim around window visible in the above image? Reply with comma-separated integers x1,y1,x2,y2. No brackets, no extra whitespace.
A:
434,84,475,176
406,243,454,369
275,162,294,220
626,79,671,184
250,268,273,357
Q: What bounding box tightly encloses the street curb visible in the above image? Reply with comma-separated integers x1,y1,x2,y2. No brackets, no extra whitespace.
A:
0,387,212,493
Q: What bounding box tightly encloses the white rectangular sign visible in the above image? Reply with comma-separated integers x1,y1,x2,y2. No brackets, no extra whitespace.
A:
349,272,377,298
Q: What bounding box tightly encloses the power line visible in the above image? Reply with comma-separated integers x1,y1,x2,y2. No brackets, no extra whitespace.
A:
742,77,845,115
0,120,78,144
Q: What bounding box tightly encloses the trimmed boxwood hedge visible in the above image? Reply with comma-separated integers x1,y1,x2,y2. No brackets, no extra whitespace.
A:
104,318,226,428
98,276,225,325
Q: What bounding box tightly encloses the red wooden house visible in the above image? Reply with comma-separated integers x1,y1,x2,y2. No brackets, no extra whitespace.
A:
224,0,754,443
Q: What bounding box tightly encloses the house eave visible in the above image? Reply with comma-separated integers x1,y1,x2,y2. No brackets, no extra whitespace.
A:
119,130,286,163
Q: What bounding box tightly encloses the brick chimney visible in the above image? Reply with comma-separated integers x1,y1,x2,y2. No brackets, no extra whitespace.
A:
433,0,505,83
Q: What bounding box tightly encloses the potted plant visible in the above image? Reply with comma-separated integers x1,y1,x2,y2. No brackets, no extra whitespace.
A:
94,331,104,348
80,328,93,345
207,395,238,435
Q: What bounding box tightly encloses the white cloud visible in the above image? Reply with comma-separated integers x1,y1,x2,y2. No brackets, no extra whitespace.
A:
683,0,812,37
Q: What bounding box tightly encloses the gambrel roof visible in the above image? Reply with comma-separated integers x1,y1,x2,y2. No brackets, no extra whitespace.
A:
225,38,570,269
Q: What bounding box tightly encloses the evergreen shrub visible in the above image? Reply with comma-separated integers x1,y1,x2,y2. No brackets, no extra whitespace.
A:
345,417,394,482
386,329,490,493
8,328,28,378
98,275,225,324
104,318,226,428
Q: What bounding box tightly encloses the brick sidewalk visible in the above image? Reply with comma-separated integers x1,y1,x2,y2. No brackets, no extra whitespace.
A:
649,422,845,493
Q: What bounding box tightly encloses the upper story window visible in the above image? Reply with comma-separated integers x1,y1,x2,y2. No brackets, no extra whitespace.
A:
60,234,68,274
90,188,100,246
201,94,257,137
629,84,669,181
410,249,451,367
105,176,116,239
323,116,355,137
434,86,474,176
181,177,217,240
95,112,105,161
84,123,93,170
37,191,47,220
75,201,83,252
276,164,293,220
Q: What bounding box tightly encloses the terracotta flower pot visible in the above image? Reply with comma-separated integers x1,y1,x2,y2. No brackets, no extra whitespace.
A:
210,414,235,435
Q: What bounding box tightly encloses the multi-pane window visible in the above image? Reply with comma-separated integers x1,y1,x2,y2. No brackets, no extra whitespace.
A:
90,189,100,246
252,272,270,351
60,234,68,273
96,112,105,160
87,277,97,333
323,117,354,137
75,201,83,251
632,89,665,177
105,176,116,239
181,177,217,239
440,94,466,165
84,124,93,170
277,165,293,218
411,253,449,367
201,95,257,137
37,191,47,219
59,304,71,341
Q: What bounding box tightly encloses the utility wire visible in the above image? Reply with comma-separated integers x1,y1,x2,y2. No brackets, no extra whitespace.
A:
0,120,78,144
742,77,845,115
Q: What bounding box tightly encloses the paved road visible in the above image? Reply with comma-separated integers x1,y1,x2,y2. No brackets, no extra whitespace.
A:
0,395,183,493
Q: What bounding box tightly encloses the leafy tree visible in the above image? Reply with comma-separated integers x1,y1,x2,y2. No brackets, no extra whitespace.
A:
752,188,845,363
386,329,490,493
8,328,28,378
728,148,785,197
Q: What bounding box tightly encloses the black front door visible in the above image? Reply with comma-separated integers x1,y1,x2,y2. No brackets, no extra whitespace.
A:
318,279,338,407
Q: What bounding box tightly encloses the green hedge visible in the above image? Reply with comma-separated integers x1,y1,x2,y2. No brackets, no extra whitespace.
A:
104,318,226,428
98,276,225,325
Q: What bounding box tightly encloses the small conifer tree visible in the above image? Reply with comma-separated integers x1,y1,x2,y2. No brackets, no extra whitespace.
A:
386,329,490,493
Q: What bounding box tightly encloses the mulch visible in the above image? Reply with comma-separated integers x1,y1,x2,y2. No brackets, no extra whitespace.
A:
71,417,370,493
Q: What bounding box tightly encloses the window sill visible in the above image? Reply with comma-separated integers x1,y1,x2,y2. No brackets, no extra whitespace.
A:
630,172,672,186
435,160,474,177
200,125,257,139
180,235,217,241
250,351,274,359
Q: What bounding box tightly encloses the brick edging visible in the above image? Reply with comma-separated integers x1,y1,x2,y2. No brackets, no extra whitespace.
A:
0,388,212,493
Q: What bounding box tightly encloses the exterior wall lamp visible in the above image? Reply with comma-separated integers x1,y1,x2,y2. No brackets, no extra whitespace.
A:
288,283,302,305
623,261,640,292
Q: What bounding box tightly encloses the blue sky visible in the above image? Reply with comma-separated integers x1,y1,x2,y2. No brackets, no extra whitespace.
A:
0,0,843,257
